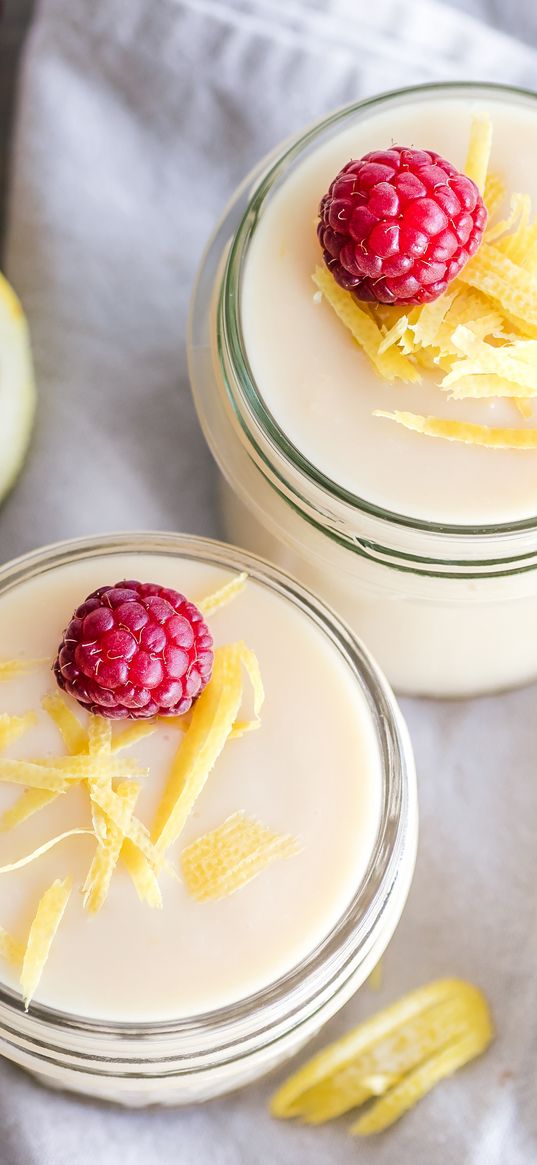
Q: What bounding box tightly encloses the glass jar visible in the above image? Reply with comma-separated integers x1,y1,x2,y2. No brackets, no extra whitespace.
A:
188,81,537,698
0,532,416,1105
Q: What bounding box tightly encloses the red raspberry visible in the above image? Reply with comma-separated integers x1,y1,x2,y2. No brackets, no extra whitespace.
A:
53,581,214,720
318,147,487,305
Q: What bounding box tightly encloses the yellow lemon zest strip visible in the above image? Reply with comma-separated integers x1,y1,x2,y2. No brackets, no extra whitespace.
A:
121,839,163,909
442,325,537,391
0,925,24,968
21,876,72,1009
151,644,245,855
84,781,140,913
312,266,421,383
271,980,493,1135
0,760,70,791
464,113,492,192
0,658,48,681
181,812,299,902
374,410,537,449
0,712,36,753
34,754,147,781
89,783,163,871
42,692,87,754
88,715,112,756
377,316,409,354
197,571,248,617
0,829,92,875
0,788,61,832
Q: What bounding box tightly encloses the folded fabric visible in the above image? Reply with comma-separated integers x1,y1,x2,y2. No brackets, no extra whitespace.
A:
2,1,537,1163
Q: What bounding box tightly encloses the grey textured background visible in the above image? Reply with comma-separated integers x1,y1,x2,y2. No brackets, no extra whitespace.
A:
1,0,537,247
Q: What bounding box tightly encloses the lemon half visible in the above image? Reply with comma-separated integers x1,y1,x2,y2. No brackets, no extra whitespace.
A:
0,272,35,503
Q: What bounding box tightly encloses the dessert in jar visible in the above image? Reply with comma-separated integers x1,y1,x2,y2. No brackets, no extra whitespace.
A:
189,81,537,697
0,532,416,1105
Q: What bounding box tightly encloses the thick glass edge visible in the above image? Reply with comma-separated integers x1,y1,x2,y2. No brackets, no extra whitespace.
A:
219,80,537,541
0,532,414,1055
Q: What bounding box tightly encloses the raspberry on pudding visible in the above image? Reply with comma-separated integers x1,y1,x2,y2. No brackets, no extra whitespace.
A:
54,581,214,719
318,147,487,304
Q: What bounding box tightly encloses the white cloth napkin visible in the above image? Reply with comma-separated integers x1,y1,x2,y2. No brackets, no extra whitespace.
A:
2,1,537,1161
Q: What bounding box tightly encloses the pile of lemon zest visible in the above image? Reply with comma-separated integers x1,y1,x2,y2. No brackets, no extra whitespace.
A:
271,979,493,1135
0,759,69,791
312,266,421,383
111,721,158,753
0,712,37,753
0,829,92,875
459,244,537,330
442,325,537,392
484,171,506,218
42,692,87,755
0,658,48,681
374,409,537,449
0,925,24,968
484,193,530,244
0,788,61,832
121,839,163,909
151,645,245,856
464,113,492,192
21,876,72,1009
84,782,140,913
377,316,409,354
197,571,248,617
181,811,300,902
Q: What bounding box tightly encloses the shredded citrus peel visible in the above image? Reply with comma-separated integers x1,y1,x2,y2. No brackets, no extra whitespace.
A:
0,569,272,1003
0,659,48,682
181,811,299,901
270,978,493,1136
314,113,537,446
21,877,72,1009
151,642,265,857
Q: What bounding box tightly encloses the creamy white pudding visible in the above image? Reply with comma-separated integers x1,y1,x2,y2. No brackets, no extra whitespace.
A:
189,82,537,697
241,96,537,526
0,535,416,1103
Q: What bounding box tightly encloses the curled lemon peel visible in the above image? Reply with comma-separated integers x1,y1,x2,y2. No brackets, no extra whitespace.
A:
271,979,493,1136
197,571,248,617
21,877,72,1009
42,692,87,755
0,829,92,875
374,410,537,449
83,781,140,914
181,812,299,902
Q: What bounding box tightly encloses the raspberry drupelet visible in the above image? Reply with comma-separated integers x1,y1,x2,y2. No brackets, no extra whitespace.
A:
318,146,487,305
54,581,214,719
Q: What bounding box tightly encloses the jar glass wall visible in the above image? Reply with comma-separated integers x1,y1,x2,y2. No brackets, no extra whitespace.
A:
188,81,537,697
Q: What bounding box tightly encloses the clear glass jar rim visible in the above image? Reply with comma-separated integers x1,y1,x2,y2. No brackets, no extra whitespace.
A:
219,80,537,540
0,531,413,1059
